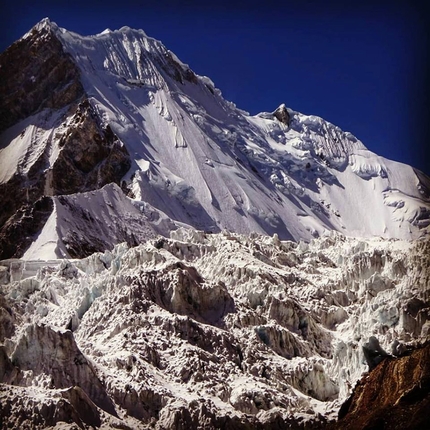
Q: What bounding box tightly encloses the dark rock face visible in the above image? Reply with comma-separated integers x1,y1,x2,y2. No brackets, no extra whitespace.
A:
331,343,430,430
0,196,53,260
0,118,55,259
51,100,131,195
0,22,84,134
0,22,82,259
0,25,131,259
273,104,290,126
0,104,132,259
161,50,199,85
362,336,390,371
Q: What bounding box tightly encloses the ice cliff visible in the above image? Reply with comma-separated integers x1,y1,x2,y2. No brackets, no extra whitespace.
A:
1,230,429,428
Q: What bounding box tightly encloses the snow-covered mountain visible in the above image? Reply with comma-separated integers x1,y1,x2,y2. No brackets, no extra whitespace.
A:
0,19,429,429
0,18,429,260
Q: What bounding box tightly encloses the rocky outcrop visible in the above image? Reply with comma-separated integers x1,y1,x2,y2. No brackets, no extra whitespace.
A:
0,21,132,260
0,196,53,260
362,336,390,371
332,343,430,430
161,51,199,85
273,104,290,126
0,19,84,134
0,96,131,260
51,100,131,195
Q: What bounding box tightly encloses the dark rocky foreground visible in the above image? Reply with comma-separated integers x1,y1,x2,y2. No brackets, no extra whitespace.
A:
328,342,430,430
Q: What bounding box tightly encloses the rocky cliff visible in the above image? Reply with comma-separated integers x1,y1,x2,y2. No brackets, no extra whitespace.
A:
332,343,430,430
0,20,132,259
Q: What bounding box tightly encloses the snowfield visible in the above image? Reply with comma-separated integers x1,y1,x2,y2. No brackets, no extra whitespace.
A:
1,230,429,428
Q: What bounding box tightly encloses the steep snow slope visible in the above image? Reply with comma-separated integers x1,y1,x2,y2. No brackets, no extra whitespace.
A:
23,184,159,260
57,18,430,239
1,18,429,260
55,20,429,239
55,19,429,242
1,231,429,428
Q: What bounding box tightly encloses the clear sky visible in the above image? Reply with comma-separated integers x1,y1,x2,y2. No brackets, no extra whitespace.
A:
1,0,429,174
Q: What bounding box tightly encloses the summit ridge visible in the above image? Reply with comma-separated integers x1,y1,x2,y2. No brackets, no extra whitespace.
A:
1,19,429,259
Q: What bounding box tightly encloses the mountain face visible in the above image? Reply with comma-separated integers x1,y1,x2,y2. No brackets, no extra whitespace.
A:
0,19,429,429
0,18,429,260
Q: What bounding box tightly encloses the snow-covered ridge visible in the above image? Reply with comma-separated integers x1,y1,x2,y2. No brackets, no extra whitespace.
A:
41,18,207,90
1,231,428,428
1,19,429,262
51,20,430,243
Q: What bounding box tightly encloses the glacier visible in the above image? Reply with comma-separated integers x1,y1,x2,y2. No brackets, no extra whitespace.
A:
1,229,429,427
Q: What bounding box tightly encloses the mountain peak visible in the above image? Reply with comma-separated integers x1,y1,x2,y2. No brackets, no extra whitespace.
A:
36,17,52,28
18,18,64,48
0,21,429,261
273,103,290,125
29,17,58,35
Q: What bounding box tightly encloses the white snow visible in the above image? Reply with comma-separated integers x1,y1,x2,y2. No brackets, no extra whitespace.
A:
1,19,429,428
2,230,429,427
23,201,65,260
3,21,428,248
10,19,421,250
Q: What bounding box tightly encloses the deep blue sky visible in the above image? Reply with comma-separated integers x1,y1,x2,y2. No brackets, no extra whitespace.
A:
1,0,429,174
